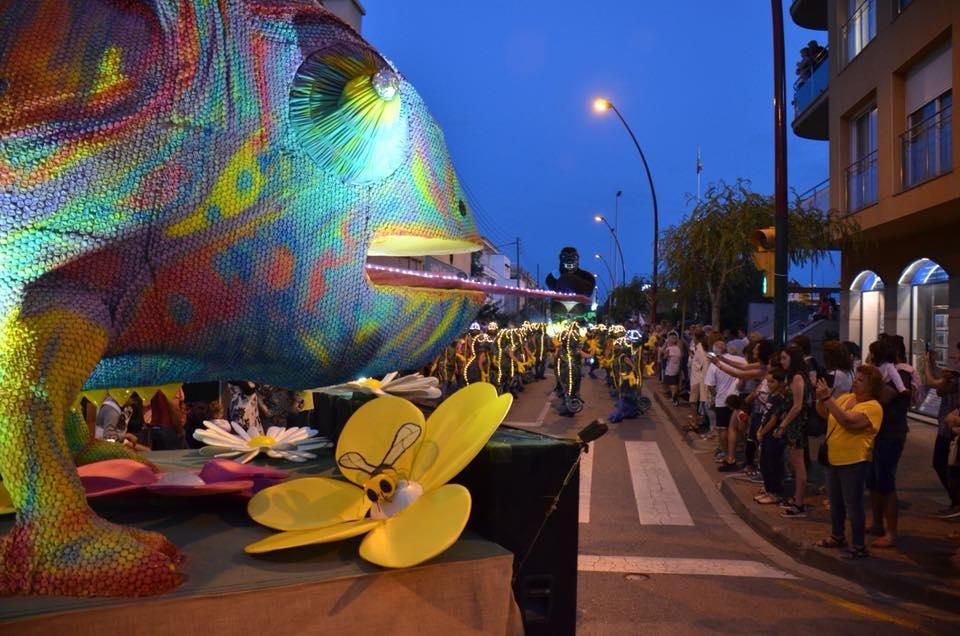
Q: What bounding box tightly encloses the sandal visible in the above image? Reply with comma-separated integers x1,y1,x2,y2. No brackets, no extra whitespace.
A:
871,536,896,549
815,536,847,549
840,546,869,560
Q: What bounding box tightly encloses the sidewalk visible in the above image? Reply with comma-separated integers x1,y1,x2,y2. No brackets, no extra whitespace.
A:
648,379,960,613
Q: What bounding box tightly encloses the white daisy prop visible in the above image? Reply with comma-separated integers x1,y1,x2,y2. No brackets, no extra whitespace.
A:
193,421,332,464
314,371,441,403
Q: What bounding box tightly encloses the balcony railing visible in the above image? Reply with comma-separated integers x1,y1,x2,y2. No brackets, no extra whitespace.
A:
845,150,877,213
793,48,829,117
424,255,468,277
840,0,876,67
901,105,952,190
798,178,829,212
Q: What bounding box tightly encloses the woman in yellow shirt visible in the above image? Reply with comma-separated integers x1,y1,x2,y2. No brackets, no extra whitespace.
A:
812,365,885,559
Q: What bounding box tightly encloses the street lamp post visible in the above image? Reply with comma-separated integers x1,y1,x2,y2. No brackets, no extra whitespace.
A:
594,98,660,324
594,214,626,288
594,253,616,313
594,253,616,291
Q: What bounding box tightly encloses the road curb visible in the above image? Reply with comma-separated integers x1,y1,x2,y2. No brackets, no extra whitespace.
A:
649,386,960,613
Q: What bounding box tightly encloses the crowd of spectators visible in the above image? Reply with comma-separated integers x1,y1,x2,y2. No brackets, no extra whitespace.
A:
648,322,960,561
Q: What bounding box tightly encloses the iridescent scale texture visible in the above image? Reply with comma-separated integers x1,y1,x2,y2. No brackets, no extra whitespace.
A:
0,0,481,596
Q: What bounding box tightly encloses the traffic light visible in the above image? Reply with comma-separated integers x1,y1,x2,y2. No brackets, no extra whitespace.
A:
751,227,775,299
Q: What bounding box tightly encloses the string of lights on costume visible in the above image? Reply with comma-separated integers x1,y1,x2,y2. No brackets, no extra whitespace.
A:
556,322,585,415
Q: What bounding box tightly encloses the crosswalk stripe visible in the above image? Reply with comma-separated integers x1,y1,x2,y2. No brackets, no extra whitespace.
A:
578,555,796,579
535,399,551,425
579,441,595,523
624,441,694,526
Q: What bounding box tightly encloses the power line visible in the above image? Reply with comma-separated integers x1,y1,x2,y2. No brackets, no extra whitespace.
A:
459,176,512,245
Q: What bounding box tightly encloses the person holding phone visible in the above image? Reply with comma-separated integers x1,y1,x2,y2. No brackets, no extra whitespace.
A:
813,366,884,559
926,343,960,518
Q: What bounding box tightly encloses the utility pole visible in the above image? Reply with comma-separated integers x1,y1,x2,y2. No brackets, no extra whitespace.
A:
515,237,521,312
614,190,622,289
771,0,789,347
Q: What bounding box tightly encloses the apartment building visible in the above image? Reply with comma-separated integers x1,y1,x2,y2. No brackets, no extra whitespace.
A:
318,0,365,32
792,0,957,391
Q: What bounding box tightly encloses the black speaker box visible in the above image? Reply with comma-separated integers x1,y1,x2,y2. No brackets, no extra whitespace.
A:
453,426,581,636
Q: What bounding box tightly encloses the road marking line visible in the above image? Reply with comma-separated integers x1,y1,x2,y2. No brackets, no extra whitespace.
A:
649,397,958,622
535,399,551,425
624,441,693,526
777,581,924,632
579,441,594,524
578,555,796,579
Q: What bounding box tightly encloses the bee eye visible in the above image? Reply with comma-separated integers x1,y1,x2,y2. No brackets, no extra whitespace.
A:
379,479,393,493
366,488,379,503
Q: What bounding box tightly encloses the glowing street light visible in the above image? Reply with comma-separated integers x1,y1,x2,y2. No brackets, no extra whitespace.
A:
593,96,660,324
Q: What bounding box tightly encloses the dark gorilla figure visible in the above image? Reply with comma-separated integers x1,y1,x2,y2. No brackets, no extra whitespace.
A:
545,247,596,320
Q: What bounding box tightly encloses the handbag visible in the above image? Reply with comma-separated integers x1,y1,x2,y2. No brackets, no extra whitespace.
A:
817,413,835,467
805,379,827,437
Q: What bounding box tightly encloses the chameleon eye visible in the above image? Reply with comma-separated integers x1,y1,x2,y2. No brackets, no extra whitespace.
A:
290,43,408,184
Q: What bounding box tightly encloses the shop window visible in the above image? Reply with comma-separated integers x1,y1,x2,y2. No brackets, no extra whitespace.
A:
849,270,884,349
898,258,950,416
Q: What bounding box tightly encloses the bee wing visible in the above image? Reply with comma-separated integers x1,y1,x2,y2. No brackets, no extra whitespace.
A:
337,451,377,476
380,422,422,467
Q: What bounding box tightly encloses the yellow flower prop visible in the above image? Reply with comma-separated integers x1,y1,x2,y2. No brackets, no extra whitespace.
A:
244,383,511,568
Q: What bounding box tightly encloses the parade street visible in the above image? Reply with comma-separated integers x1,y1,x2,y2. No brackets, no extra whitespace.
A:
501,372,960,635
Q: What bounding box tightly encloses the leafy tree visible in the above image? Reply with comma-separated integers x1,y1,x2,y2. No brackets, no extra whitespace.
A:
597,276,649,324
660,178,860,329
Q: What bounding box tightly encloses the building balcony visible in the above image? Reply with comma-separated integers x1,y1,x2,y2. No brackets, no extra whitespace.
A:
845,150,878,213
792,49,829,140
789,0,827,30
798,178,829,213
900,104,953,191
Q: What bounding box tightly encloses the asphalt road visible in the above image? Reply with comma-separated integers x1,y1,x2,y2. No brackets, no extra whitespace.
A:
502,371,960,635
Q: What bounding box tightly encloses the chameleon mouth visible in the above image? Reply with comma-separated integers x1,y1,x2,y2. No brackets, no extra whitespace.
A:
365,236,591,303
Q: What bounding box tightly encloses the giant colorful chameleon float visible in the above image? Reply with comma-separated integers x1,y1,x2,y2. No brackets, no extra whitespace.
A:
0,0,587,598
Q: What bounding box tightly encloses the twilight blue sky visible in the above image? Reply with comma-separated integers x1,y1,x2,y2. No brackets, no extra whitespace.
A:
361,1,839,290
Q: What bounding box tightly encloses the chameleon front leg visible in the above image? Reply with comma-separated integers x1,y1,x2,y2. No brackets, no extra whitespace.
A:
0,306,182,596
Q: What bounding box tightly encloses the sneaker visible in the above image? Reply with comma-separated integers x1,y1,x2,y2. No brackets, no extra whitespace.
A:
936,505,960,519
780,504,807,518
714,454,728,464
778,498,796,509
749,473,765,483
717,461,740,473
755,494,781,504
713,447,724,457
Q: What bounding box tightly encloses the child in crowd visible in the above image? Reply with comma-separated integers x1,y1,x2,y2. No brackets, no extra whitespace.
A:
754,368,789,504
